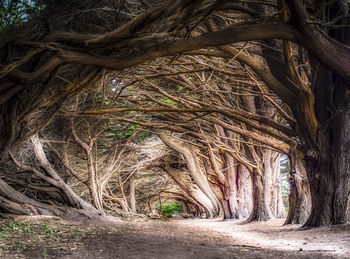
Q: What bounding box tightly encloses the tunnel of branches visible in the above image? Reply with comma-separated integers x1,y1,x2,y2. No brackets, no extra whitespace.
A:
0,0,349,228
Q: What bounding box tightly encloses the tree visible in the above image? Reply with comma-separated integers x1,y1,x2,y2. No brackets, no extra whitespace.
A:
0,0,348,227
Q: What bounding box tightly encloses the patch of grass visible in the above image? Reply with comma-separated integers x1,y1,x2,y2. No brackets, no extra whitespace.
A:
0,219,28,240
9,220,24,232
42,224,59,242
73,228,84,238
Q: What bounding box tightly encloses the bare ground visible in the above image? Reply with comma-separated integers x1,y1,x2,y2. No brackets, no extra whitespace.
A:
0,216,349,258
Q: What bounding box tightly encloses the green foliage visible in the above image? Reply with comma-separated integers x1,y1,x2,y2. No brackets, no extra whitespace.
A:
42,224,59,241
177,85,185,92
137,130,150,142
0,220,25,240
0,0,44,30
73,228,84,238
16,241,24,250
161,98,178,107
8,220,24,232
106,124,140,140
157,201,183,217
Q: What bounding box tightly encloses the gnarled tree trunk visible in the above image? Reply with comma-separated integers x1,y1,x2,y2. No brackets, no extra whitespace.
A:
269,152,286,219
0,178,61,216
246,168,274,222
159,131,221,217
71,118,103,211
163,166,215,218
284,154,310,224
129,174,137,213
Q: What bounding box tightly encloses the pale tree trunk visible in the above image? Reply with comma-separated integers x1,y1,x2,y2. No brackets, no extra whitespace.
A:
214,126,242,219
262,149,274,219
246,168,274,222
223,152,240,219
269,152,286,218
236,165,252,218
30,135,96,211
158,131,221,217
163,166,215,218
0,178,61,216
71,118,103,211
129,174,137,213
240,90,274,222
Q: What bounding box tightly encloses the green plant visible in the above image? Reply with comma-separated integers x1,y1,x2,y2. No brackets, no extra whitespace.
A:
9,220,24,232
73,229,84,238
106,124,141,140
26,223,32,233
177,85,185,92
43,247,48,259
285,206,289,214
35,233,42,241
161,98,178,107
16,241,24,250
137,130,150,142
157,202,183,217
42,224,59,241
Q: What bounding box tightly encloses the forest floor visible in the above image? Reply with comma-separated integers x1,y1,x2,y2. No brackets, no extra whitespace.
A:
0,216,349,258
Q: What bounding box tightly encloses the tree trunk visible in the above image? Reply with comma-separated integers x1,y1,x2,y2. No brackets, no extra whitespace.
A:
71,119,103,211
129,174,137,213
246,168,274,222
223,152,240,219
30,135,97,212
269,152,286,218
284,154,310,224
0,178,61,216
333,107,350,224
158,131,221,217
214,126,242,219
304,108,350,227
163,166,216,218
237,165,252,218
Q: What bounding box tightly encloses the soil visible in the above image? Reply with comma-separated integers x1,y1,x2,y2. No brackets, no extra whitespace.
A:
0,216,349,258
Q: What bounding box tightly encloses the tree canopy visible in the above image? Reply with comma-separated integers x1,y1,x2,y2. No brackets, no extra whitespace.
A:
0,0,349,227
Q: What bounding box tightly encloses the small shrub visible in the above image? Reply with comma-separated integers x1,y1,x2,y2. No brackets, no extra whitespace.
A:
73,229,84,238
157,202,183,217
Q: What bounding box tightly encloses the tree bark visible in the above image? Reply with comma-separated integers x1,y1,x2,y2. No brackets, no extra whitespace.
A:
163,166,216,218
30,135,96,212
236,165,253,218
71,119,103,211
129,174,137,213
246,168,274,222
0,178,61,216
269,152,286,218
284,154,310,225
158,131,221,217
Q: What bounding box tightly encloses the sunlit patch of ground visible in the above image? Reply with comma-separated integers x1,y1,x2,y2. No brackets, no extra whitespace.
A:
176,218,350,257
0,216,348,258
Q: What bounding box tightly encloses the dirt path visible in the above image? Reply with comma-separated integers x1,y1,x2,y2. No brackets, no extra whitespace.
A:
176,219,350,258
0,217,348,258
